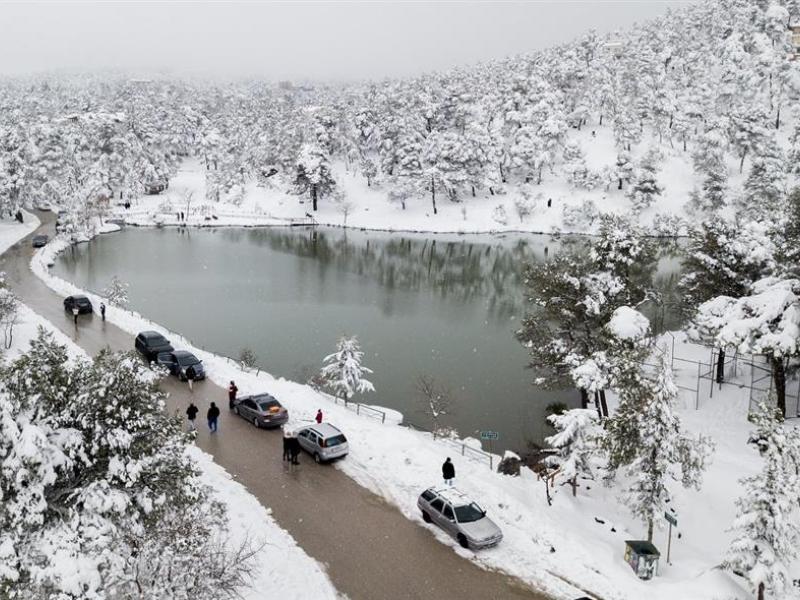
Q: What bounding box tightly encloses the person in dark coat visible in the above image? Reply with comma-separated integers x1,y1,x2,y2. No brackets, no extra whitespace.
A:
289,434,301,465
228,381,238,409
282,427,292,461
315,409,323,424
100,302,106,321
72,306,79,326
442,457,455,486
207,402,220,433
186,402,199,431
186,364,196,392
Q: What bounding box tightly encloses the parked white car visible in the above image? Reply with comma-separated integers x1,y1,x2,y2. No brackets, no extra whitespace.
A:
295,423,349,463
417,487,503,549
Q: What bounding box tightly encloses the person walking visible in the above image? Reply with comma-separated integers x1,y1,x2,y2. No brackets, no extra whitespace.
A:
72,305,79,326
186,402,199,432
282,427,292,462
315,409,323,424
442,457,455,486
100,302,106,321
186,364,196,392
228,381,239,409
207,402,220,433
289,433,301,465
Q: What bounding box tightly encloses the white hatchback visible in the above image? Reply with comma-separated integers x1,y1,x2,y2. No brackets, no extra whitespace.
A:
295,423,349,463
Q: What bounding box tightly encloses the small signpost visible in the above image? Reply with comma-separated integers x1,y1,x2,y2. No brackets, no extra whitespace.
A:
480,430,499,454
664,511,678,564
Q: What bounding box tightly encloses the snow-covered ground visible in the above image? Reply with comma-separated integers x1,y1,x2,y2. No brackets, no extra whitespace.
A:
115,124,755,237
33,232,798,600
0,220,339,600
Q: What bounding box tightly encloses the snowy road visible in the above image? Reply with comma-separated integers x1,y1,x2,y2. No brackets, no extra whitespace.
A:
1,213,550,600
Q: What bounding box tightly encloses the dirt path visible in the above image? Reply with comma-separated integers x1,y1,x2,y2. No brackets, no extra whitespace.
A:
1,214,552,600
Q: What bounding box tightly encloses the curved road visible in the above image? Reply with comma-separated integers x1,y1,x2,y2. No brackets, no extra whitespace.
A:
1,213,552,600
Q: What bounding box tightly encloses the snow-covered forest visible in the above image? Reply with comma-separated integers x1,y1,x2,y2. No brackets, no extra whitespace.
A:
0,0,799,234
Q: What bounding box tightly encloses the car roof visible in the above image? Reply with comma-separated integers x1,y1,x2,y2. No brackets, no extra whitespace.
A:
304,423,343,438
426,487,474,507
69,295,89,301
33,234,48,239
140,330,167,340
173,350,198,359
251,393,280,404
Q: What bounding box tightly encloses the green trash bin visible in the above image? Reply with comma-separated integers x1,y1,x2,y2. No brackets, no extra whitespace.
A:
624,540,660,580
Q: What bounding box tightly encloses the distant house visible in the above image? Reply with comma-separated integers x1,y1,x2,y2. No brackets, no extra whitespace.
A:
603,40,624,58
791,19,800,60
144,180,168,195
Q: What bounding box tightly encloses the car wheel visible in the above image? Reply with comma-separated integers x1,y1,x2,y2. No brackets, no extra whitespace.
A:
422,511,432,523
314,452,321,464
457,534,469,549
253,417,260,428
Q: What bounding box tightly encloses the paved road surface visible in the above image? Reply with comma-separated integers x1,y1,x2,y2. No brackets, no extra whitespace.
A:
1,213,552,600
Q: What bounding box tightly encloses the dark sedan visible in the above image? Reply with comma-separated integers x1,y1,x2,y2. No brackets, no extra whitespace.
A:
233,393,289,428
32,234,49,248
134,331,174,362
63,295,93,314
156,350,206,381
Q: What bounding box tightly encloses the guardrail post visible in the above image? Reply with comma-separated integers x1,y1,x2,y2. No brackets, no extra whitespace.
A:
696,363,701,410
356,404,360,416
461,445,465,457
489,456,493,470
381,412,385,424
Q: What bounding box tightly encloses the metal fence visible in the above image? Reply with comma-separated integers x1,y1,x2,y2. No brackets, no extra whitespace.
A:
406,424,496,470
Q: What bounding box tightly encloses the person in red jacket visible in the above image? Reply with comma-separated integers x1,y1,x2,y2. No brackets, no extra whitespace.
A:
315,409,323,424
228,381,238,409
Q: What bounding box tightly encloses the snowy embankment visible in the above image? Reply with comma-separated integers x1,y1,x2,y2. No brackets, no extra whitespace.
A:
32,234,772,600
115,126,745,238
0,223,338,600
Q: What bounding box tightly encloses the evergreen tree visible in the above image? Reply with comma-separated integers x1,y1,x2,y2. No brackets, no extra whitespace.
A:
724,404,800,600
626,148,663,212
545,408,602,496
319,336,375,403
294,142,335,212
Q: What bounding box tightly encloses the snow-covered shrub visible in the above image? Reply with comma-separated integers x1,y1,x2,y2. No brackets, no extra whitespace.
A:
239,347,258,370
561,199,598,229
491,203,508,226
651,212,685,237
158,197,174,214
102,275,129,307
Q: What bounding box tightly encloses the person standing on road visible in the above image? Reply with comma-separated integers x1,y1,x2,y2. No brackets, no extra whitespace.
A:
72,306,79,326
100,302,106,321
315,409,323,424
207,402,220,433
186,364,196,392
442,457,455,486
186,402,199,432
228,381,238,409
282,426,292,461
289,433,301,465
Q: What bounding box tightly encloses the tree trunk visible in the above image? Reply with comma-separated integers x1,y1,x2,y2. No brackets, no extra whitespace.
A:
647,518,654,543
312,185,318,212
579,388,589,409
599,389,609,418
571,476,577,497
599,114,604,126
739,149,747,174
471,185,476,197
772,355,787,418
715,347,726,384
593,391,602,419
618,177,623,190
775,105,781,130
431,175,437,215
499,163,506,183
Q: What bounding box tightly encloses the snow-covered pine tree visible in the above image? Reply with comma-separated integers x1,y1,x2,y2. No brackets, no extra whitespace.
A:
742,136,786,217
612,357,712,542
0,331,255,598
102,275,129,307
724,403,800,600
775,187,800,279
626,148,663,212
295,142,335,212
545,408,602,496
320,336,375,404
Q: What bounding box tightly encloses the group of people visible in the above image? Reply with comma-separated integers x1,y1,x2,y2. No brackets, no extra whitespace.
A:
186,400,220,433
282,428,301,464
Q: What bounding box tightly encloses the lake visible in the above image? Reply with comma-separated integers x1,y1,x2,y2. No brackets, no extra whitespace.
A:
54,226,684,452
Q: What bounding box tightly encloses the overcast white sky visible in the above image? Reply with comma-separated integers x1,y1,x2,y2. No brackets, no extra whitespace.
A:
0,1,689,81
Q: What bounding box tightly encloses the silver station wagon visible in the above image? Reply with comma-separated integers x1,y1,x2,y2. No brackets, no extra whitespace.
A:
417,487,503,550
295,423,349,463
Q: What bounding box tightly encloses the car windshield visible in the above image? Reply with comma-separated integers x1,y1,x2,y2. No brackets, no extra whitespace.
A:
326,434,347,447
176,354,199,367
454,503,485,523
76,298,90,305
257,400,280,412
